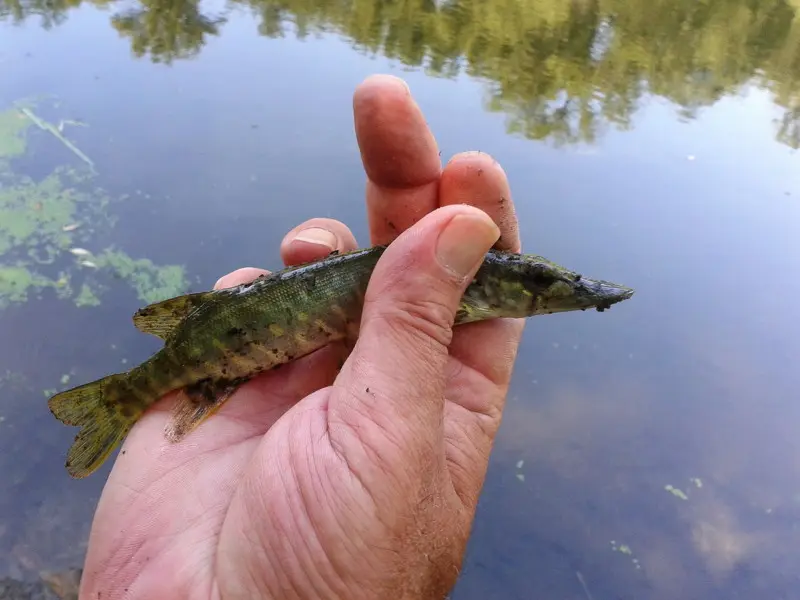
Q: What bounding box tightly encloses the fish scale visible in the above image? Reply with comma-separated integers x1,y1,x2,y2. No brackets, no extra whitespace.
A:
47,245,634,478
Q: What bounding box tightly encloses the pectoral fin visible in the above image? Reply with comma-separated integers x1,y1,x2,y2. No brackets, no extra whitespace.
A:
133,291,214,340
164,377,245,442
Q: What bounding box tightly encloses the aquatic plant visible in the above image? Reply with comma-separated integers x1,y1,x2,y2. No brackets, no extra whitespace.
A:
0,100,190,310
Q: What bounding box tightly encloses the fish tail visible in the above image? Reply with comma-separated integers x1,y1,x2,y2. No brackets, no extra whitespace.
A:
48,373,143,478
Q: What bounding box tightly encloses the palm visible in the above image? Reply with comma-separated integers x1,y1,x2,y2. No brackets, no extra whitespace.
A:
85,309,520,597
79,76,522,599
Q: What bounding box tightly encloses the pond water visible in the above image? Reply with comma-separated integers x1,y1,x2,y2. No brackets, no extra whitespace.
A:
2,0,800,597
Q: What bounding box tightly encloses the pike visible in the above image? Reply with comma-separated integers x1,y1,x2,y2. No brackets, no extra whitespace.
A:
48,246,635,478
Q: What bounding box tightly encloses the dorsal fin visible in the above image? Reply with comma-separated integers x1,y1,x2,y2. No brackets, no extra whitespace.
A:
132,291,214,340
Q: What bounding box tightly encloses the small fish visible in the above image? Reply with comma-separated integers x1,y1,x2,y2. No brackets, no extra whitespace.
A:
78,260,98,269
62,223,81,232
48,246,635,478
69,248,92,257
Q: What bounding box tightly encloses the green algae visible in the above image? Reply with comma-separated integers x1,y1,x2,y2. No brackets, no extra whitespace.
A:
0,265,55,307
93,250,188,304
0,99,190,311
0,168,93,257
0,370,26,389
74,283,101,307
0,107,31,159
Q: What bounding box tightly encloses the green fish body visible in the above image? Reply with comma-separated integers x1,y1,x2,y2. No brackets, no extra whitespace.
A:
48,245,634,478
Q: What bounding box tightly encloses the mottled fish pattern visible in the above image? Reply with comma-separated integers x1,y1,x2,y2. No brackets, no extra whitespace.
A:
48,245,634,478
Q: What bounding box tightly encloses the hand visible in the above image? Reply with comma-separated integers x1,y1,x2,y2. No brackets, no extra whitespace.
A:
79,74,523,599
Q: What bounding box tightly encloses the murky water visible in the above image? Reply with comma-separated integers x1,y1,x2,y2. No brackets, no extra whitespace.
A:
2,0,799,597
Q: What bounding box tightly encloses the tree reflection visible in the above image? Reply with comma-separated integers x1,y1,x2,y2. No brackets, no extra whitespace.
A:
110,0,226,63
2,0,800,147
0,0,87,29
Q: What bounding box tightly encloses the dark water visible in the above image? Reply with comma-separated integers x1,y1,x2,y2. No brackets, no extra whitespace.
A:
2,0,800,597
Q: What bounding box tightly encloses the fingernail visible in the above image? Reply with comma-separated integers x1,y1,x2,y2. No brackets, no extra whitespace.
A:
293,227,338,251
436,212,500,277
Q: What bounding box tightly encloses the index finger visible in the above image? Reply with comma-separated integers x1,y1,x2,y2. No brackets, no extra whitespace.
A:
439,151,521,253
353,75,442,245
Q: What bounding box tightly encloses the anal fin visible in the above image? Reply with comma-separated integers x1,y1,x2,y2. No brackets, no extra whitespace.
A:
133,291,214,340
164,377,245,442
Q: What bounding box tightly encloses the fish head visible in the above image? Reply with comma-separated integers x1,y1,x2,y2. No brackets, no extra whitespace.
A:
513,254,635,315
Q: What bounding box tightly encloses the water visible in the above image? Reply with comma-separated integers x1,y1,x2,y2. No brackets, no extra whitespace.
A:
1,0,799,597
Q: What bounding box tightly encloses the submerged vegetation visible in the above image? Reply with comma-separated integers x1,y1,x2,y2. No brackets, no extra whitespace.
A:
0,98,190,577
0,100,189,310
2,0,800,147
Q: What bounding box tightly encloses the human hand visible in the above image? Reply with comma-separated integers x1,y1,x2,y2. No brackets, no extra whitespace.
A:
79,74,523,600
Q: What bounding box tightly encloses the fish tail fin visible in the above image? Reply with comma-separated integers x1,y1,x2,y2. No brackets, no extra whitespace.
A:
48,373,140,478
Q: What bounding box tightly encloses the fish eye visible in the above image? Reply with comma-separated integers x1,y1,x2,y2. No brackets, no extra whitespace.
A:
528,263,559,287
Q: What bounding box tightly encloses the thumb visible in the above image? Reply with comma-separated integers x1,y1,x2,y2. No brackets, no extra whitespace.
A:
329,204,500,470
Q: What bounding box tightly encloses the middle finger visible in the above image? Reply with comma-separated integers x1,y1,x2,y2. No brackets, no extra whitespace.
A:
353,75,442,246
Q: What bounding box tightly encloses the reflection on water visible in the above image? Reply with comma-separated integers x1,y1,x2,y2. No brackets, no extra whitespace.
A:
3,0,800,148
473,359,800,598
2,0,800,598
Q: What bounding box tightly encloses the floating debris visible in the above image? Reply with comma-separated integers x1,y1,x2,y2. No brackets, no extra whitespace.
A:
665,484,689,500
575,571,594,600
610,540,632,555
57,118,87,133
515,459,525,481
18,106,95,171
610,540,641,569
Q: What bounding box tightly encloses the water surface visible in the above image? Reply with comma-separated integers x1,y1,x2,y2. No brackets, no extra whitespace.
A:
2,0,799,597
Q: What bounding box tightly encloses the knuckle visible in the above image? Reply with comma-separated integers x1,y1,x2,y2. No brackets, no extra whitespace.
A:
367,295,456,350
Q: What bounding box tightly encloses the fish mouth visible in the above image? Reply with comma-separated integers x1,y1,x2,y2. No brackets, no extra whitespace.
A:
574,277,635,312
540,276,635,315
